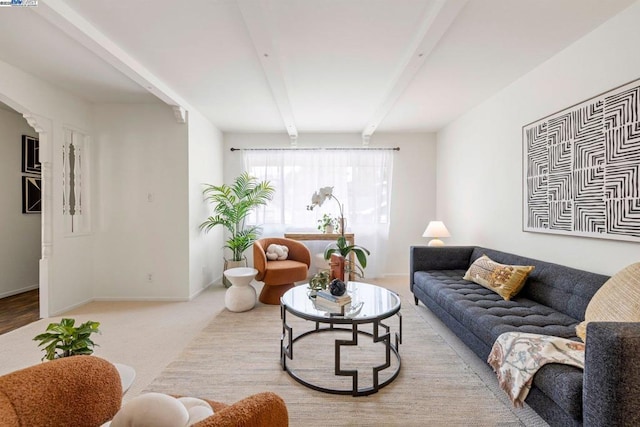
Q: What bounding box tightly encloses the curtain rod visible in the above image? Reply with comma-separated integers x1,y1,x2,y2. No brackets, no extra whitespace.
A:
230,147,400,152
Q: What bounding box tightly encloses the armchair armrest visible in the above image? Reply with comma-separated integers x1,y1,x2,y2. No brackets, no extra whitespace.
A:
583,322,640,426
253,240,268,281
410,246,475,289
0,356,121,427
194,392,288,427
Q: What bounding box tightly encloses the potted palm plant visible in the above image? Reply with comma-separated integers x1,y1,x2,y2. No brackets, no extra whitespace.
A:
200,172,275,287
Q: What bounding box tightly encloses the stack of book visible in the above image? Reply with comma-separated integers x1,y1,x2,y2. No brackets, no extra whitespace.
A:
315,290,351,314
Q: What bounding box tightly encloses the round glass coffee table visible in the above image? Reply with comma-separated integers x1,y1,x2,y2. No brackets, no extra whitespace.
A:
280,282,402,396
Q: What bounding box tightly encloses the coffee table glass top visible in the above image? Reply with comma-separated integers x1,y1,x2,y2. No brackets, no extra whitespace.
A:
281,282,400,321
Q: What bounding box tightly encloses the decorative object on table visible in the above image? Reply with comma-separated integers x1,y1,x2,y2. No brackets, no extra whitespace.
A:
265,244,288,260
33,318,100,361
328,278,347,296
308,270,330,294
314,288,352,314
523,77,640,243
324,235,369,279
223,267,258,313
200,172,275,287
329,253,345,282
253,237,311,305
422,221,450,247
317,213,339,234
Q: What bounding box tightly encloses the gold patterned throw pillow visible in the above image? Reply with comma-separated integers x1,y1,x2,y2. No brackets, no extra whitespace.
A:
576,262,640,342
463,255,535,301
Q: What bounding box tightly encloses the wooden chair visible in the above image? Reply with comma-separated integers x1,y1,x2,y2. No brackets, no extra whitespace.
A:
253,237,311,305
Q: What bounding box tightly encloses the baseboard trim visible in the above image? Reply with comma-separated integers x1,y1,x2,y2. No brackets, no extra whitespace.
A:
0,285,39,299
50,297,94,317
92,296,191,302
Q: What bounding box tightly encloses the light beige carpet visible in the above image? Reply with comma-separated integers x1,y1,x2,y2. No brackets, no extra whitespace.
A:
145,292,547,426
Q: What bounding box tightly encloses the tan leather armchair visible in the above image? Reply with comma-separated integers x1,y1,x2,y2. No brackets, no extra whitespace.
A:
254,237,311,304
0,356,288,427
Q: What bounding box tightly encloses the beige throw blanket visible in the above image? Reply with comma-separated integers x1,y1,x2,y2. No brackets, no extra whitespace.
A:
487,332,585,407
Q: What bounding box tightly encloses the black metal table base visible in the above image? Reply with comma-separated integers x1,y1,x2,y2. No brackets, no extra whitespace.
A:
281,306,402,396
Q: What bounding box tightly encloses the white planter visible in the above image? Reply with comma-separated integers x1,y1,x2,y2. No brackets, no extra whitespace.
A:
223,257,248,288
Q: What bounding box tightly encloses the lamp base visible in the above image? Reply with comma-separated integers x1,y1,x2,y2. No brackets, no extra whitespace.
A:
428,239,445,247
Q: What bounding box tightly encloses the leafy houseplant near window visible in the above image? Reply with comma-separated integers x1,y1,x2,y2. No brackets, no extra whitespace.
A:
33,318,100,361
324,235,370,279
200,172,275,287
317,213,339,234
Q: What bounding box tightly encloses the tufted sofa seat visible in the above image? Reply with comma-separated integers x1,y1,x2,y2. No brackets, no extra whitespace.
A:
411,246,640,427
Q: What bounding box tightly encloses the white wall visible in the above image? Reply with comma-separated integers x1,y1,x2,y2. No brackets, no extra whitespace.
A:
0,108,40,298
437,2,640,275
223,132,436,276
187,109,224,297
0,58,94,316
92,104,191,300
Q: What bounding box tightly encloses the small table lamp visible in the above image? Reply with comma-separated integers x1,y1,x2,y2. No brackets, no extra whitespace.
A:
423,221,450,247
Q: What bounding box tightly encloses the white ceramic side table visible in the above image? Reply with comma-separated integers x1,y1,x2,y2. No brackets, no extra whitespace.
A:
224,267,258,312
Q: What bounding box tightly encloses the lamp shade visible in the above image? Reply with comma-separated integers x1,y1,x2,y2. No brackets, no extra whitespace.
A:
422,221,450,247
422,221,450,238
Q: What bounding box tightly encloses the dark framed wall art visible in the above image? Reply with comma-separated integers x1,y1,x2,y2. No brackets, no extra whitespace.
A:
21,134,41,214
523,78,640,243
22,135,40,174
22,175,41,214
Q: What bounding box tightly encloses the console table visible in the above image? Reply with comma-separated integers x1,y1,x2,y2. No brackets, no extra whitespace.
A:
284,232,355,281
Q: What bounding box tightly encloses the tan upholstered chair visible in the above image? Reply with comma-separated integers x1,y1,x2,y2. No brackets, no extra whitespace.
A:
0,356,288,427
254,237,311,305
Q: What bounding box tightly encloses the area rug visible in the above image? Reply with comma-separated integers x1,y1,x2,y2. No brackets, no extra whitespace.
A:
145,293,547,426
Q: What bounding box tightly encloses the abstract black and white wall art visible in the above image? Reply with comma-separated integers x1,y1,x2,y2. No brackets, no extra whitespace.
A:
22,135,40,174
22,176,41,214
523,78,640,242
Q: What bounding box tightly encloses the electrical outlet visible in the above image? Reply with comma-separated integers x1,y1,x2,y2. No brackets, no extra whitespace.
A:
147,273,153,282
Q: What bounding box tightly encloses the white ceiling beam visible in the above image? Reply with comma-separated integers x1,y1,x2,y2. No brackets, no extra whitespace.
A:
362,0,468,140
237,0,298,140
34,0,191,117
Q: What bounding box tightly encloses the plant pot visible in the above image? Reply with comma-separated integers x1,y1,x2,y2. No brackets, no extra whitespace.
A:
223,257,248,288
324,225,334,234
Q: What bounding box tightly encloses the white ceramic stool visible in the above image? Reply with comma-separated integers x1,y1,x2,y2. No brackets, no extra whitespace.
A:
224,267,258,312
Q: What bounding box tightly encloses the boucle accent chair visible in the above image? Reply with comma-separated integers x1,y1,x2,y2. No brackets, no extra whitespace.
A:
0,356,289,427
0,355,122,426
254,237,311,305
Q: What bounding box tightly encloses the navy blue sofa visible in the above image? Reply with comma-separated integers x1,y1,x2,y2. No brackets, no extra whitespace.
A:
410,246,640,427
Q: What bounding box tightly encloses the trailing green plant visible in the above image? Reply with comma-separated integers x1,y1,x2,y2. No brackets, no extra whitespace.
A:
324,235,370,278
309,270,330,291
33,318,100,361
200,172,275,261
317,213,339,233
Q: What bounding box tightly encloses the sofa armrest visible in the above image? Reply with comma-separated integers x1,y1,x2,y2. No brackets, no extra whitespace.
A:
410,246,475,288
583,322,640,427
194,392,288,427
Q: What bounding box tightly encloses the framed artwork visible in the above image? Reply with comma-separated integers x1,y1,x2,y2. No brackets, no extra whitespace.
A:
22,176,41,214
523,78,640,242
22,135,40,174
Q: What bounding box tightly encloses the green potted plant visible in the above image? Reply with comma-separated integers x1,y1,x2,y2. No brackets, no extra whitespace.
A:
33,318,100,361
317,213,339,233
200,172,275,287
324,235,370,278
308,270,330,294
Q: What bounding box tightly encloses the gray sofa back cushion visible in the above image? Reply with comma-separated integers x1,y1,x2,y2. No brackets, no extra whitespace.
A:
470,247,609,320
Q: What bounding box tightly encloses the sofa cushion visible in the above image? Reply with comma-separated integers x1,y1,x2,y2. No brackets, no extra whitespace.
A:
576,262,640,341
463,255,534,300
470,248,609,320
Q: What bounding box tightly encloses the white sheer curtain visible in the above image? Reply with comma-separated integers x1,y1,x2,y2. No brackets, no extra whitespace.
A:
243,149,393,278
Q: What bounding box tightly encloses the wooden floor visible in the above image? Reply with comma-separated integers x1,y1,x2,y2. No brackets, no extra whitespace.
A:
0,290,40,335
